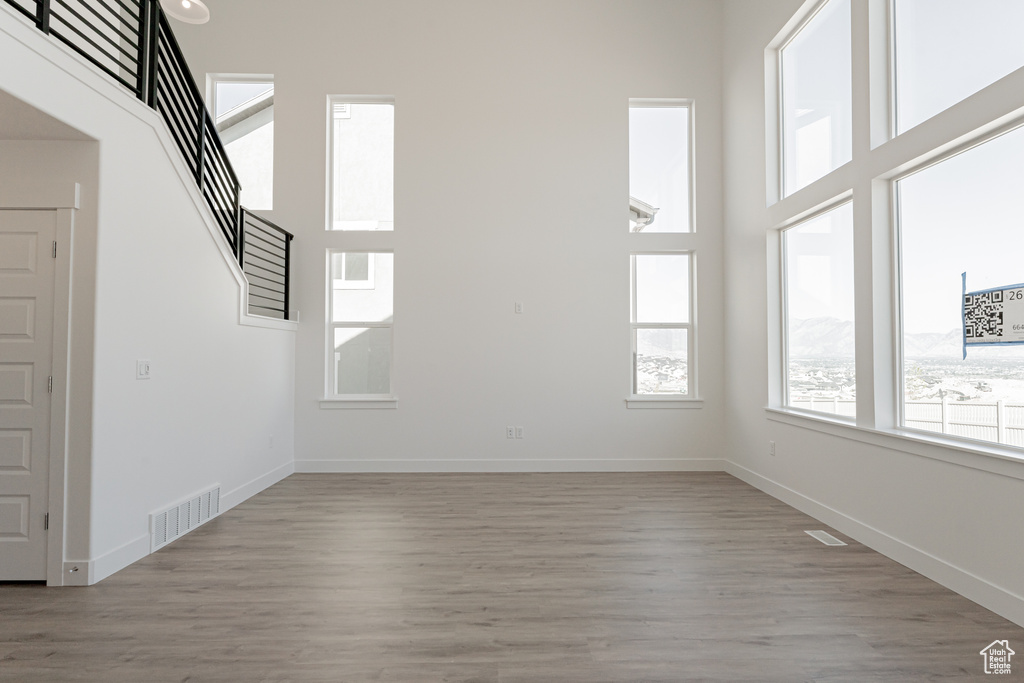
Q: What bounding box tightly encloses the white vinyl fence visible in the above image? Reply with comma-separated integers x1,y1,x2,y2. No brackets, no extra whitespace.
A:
790,397,1024,447
788,397,857,418
904,399,1024,447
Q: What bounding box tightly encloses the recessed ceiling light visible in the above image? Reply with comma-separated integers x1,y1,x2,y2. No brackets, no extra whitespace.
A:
161,0,210,24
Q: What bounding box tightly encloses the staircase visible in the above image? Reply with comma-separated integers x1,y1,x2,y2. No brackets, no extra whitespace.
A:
3,0,293,320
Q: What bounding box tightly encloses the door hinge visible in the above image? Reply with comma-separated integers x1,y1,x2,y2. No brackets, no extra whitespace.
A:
48,376,53,394
52,241,57,258
44,513,49,530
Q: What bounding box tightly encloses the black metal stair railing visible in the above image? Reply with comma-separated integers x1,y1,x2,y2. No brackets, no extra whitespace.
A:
240,210,293,320
3,0,294,321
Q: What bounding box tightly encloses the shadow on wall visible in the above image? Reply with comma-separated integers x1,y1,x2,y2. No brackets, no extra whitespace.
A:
333,319,393,394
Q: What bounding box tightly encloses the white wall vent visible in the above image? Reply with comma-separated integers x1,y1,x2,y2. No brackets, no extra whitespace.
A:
150,486,220,552
805,530,847,546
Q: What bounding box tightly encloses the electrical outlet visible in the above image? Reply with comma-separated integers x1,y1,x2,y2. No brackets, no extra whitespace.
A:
769,440,776,456
515,302,524,314
515,426,524,439
506,426,515,439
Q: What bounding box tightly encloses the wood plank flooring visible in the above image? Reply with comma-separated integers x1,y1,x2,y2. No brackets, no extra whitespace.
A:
2,472,1021,682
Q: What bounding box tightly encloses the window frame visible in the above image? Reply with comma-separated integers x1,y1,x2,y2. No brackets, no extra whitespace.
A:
779,198,857,422
324,249,396,405
625,97,701,408
629,251,696,401
774,0,853,200
206,73,275,210
765,0,1024,469
891,122,1024,452
627,98,695,235
326,95,396,233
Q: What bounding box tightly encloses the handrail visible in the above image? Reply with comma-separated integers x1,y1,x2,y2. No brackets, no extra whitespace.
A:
3,0,294,321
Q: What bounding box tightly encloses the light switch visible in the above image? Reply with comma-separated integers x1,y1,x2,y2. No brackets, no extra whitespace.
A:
137,360,151,380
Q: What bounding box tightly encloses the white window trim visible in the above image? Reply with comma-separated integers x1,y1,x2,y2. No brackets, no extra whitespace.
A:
627,98,695,235
626,98,699,408
778,0,851,200
778,197,856,421
325,249,395,404
628,251,698,403
765,0,844,206
890,119,1024,450
205,73,275,210
326,94,396,233
319,396,397,410
626,396,704,410
765,0,1024,469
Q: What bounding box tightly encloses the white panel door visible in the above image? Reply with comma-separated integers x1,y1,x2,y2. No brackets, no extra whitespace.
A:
0,210,56,581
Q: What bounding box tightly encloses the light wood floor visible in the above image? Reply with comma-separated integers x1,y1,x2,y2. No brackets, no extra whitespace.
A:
2,473,1021,682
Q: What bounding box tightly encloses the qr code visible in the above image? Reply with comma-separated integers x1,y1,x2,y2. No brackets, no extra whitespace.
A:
964,290,1004,339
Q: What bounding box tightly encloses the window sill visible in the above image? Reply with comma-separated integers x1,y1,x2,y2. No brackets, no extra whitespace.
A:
320,396,397,410
626,396,703,409
765,407,1024,482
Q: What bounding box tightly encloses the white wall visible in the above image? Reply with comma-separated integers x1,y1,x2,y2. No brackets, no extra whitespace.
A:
175,0,727,473
0,6,296,582
722,0,1024,626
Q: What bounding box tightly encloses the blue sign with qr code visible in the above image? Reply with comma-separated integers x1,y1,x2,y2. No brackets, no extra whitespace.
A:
962,273,1024,359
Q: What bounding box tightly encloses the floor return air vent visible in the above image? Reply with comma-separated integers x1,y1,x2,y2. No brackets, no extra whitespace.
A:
150,486,220,551
805,530,847,546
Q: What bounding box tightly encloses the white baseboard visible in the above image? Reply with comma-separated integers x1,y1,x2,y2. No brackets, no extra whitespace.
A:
62,531,150,586
63,461,295,586
61,560,93,586
220,461,294,512
725,461,1024,628
294,458,728,473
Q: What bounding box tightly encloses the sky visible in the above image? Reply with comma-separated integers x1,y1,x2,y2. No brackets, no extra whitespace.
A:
214,81,273,119
785,203,856,324
895,0,1024,133
629,106,689,233
900,125,1024,335
782,0,852,195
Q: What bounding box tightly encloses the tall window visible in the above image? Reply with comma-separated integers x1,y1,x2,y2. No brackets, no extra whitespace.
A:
628,102,691,233
780,0,852,196
628,100,696,401
893,0,1024,134
630,254,692,396
210,76,274,210
770,0,1024,460
329,98,394,231
328,252,394,397
782,203,856,417
897,128,1024,448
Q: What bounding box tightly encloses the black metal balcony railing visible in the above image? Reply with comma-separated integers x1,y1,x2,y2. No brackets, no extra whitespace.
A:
3,0,294,321
240,210,292,320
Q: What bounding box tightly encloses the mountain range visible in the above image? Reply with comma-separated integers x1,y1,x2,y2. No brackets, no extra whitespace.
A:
789,317,1024,359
